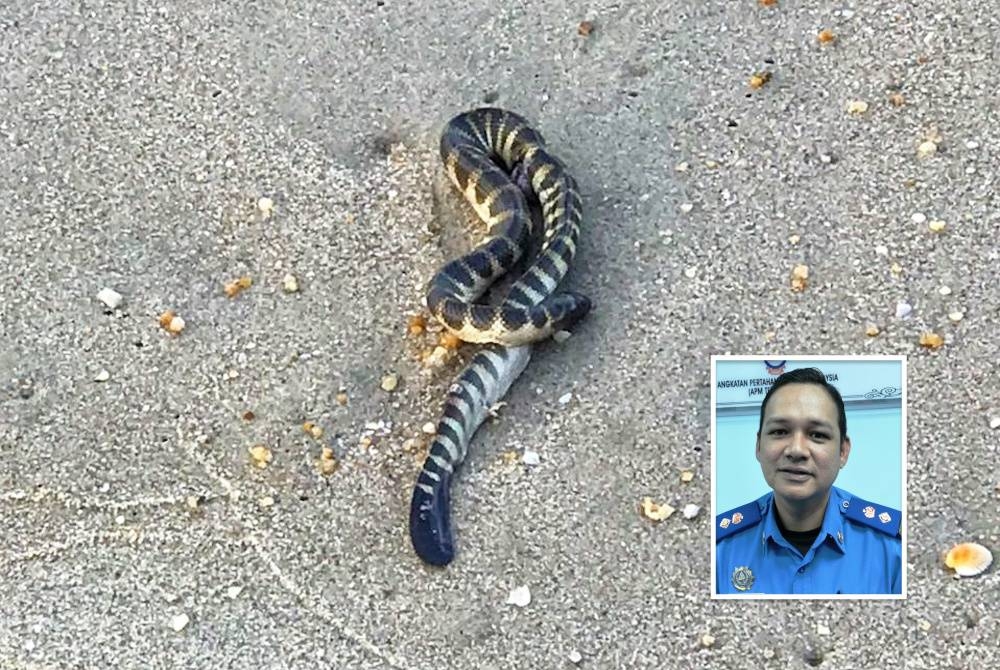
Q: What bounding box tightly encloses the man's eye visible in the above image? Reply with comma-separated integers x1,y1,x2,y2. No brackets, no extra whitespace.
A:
769,429,787,436
811,432,830,440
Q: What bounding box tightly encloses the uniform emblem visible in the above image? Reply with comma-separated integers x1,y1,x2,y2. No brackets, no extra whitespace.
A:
732,512,744,524
879,511,891,524
732,566,754,591
863,506,876,519
720,518,731,529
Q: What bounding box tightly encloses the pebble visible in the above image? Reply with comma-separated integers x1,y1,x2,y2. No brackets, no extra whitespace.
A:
558,392,573,405
97,287,123,309
225,585,244,599
948,311,964,322
803,646,824,667
258,496,275,508
94,369,110,382
875,244,889,256
817,623,831,636
506,585,531,608
679,203,694,213
989,417,1000,430
282,273,299,293
684,267,697,279
846,100,869,115
168,613,190,632
928,220,947,233
421,422,436,435
317,448,338,475
249,445,272,469
917,140,938,158
966,140,980,150
568,650,583,664
682,503,700,519
522,449,541,466
938,286,952,296
700,633,716,648
552,330,572,343
257,196,274,215
911,212,927,224
380,374,399,392
895,301,913,319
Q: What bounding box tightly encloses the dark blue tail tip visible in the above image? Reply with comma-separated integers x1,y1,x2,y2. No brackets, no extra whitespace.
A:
409,487,456,567
411,534,455,567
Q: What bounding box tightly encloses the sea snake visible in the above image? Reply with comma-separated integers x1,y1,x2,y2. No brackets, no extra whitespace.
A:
409,107,589,566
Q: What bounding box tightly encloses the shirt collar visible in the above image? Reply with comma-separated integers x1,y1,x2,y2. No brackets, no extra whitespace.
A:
760,489,847,555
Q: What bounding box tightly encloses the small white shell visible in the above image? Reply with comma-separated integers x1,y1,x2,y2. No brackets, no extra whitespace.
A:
506,585,531,608
945,542,993,577
168,613,190,632
97,287,123,309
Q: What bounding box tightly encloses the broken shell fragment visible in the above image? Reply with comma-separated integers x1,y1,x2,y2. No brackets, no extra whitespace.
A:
380,374,399,392
944,542,993,577
97,287,124,309
919,332,944,349
317,447,338,475
249,445,272,469
846,100,869,115
282,273,300,293
506,585,531,608
640,497,675,521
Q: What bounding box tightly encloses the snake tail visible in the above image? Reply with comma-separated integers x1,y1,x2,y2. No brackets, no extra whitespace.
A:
409,345,531,566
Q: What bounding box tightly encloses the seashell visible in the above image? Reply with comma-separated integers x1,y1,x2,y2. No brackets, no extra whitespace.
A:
944,542,993,577
506,585,531,608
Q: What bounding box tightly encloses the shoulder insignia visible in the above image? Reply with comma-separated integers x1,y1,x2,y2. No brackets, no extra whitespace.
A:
841,494,902,537
716,501,762,541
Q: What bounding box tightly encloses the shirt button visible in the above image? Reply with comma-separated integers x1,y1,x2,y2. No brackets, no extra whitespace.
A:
798,567,806,574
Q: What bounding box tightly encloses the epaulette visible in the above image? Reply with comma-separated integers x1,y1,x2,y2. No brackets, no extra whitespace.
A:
841,494,902,538
715,500,762,541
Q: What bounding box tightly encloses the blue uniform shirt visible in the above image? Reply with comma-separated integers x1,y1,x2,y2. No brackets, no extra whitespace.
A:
715,486,902,595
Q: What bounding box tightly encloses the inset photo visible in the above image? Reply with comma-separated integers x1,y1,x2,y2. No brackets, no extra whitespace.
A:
710,356,906,599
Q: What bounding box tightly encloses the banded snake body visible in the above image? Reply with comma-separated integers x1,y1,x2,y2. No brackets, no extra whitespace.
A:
409,108,589,566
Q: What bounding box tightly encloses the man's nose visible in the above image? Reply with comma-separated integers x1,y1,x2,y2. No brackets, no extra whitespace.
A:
785,431,809,457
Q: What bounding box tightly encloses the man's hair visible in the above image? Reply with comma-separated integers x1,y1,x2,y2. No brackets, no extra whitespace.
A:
757,367,848,442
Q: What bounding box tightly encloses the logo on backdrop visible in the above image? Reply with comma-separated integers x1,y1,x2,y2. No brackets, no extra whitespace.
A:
764,360,786,376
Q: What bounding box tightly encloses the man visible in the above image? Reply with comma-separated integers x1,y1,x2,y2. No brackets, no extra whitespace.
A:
715,367,902,595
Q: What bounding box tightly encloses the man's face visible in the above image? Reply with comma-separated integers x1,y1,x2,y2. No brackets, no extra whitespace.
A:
756,383,851,507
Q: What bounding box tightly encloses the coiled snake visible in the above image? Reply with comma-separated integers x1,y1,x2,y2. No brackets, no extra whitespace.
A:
409,108,590,566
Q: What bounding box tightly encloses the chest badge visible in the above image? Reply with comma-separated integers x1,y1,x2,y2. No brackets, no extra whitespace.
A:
732,566,755,591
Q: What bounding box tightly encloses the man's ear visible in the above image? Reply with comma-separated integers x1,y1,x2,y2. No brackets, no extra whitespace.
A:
755,432,761,463
839,436,852,468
